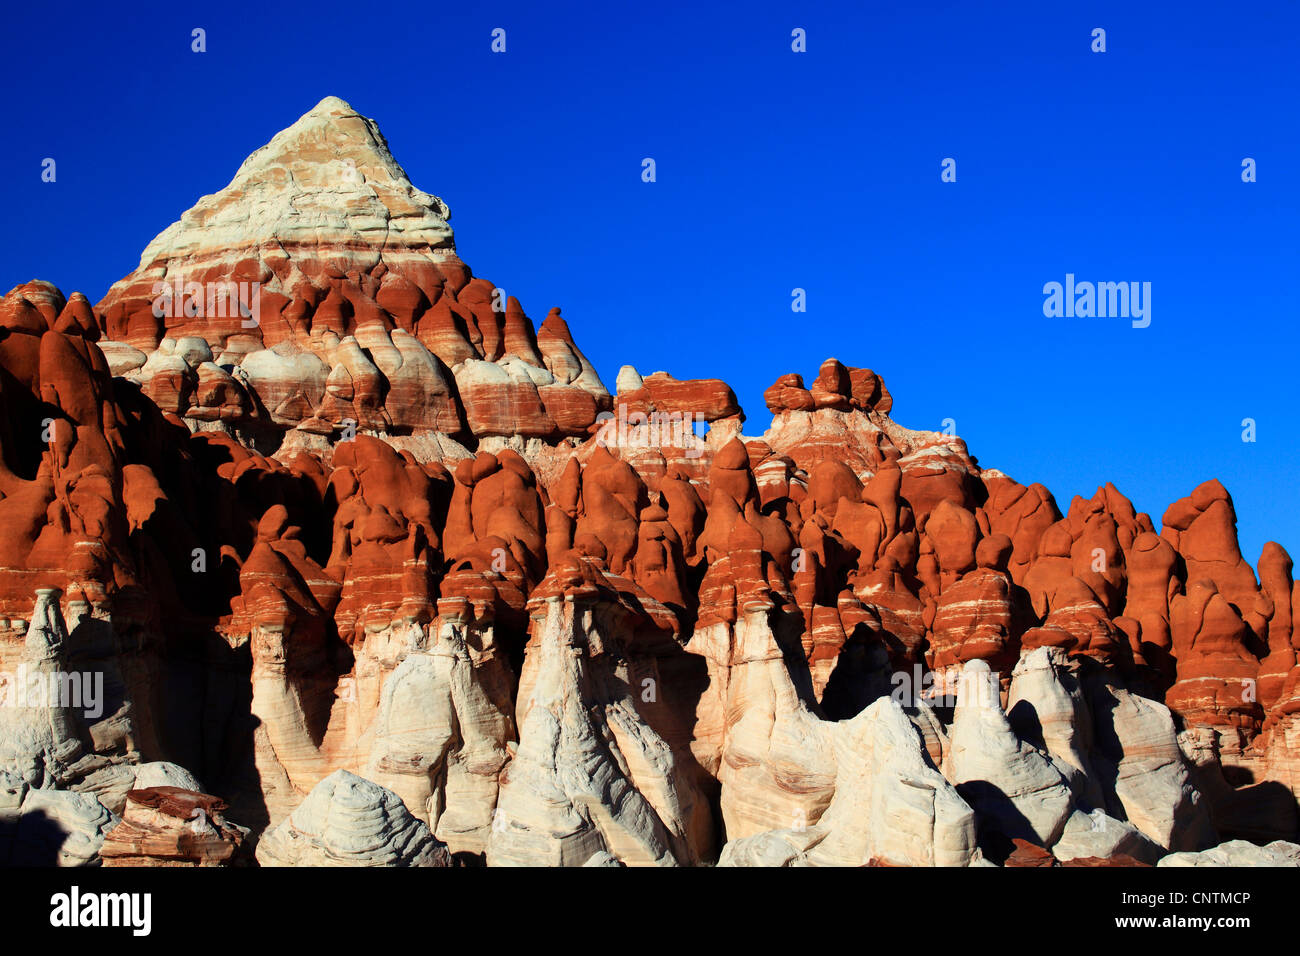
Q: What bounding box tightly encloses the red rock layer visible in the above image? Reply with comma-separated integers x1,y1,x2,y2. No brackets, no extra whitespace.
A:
4,99,1297,858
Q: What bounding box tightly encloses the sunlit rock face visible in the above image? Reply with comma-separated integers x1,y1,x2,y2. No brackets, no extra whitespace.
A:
2,97,1297,867
94,96,609,451
254,770,450,867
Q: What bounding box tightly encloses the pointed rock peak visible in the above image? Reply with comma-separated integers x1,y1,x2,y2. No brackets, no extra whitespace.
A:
233,95,418,192
113,96,455,278
93,98,612,432
306,95,358,116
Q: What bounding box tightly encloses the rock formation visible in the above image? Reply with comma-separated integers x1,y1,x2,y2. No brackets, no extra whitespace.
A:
100,787,247,866
1,96,1297,868
255,770,450,866
1157,839,1300,867
94,96,609,454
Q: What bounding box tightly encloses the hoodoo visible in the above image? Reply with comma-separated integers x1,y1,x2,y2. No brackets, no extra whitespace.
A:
0,97,1296,867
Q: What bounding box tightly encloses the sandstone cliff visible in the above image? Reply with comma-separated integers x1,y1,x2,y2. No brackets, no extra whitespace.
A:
2,97,1296,867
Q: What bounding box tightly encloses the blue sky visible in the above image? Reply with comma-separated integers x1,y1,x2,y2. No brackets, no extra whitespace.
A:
3,0,1296,566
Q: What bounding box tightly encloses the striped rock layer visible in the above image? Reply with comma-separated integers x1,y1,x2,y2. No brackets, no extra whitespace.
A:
0,98,1297,867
